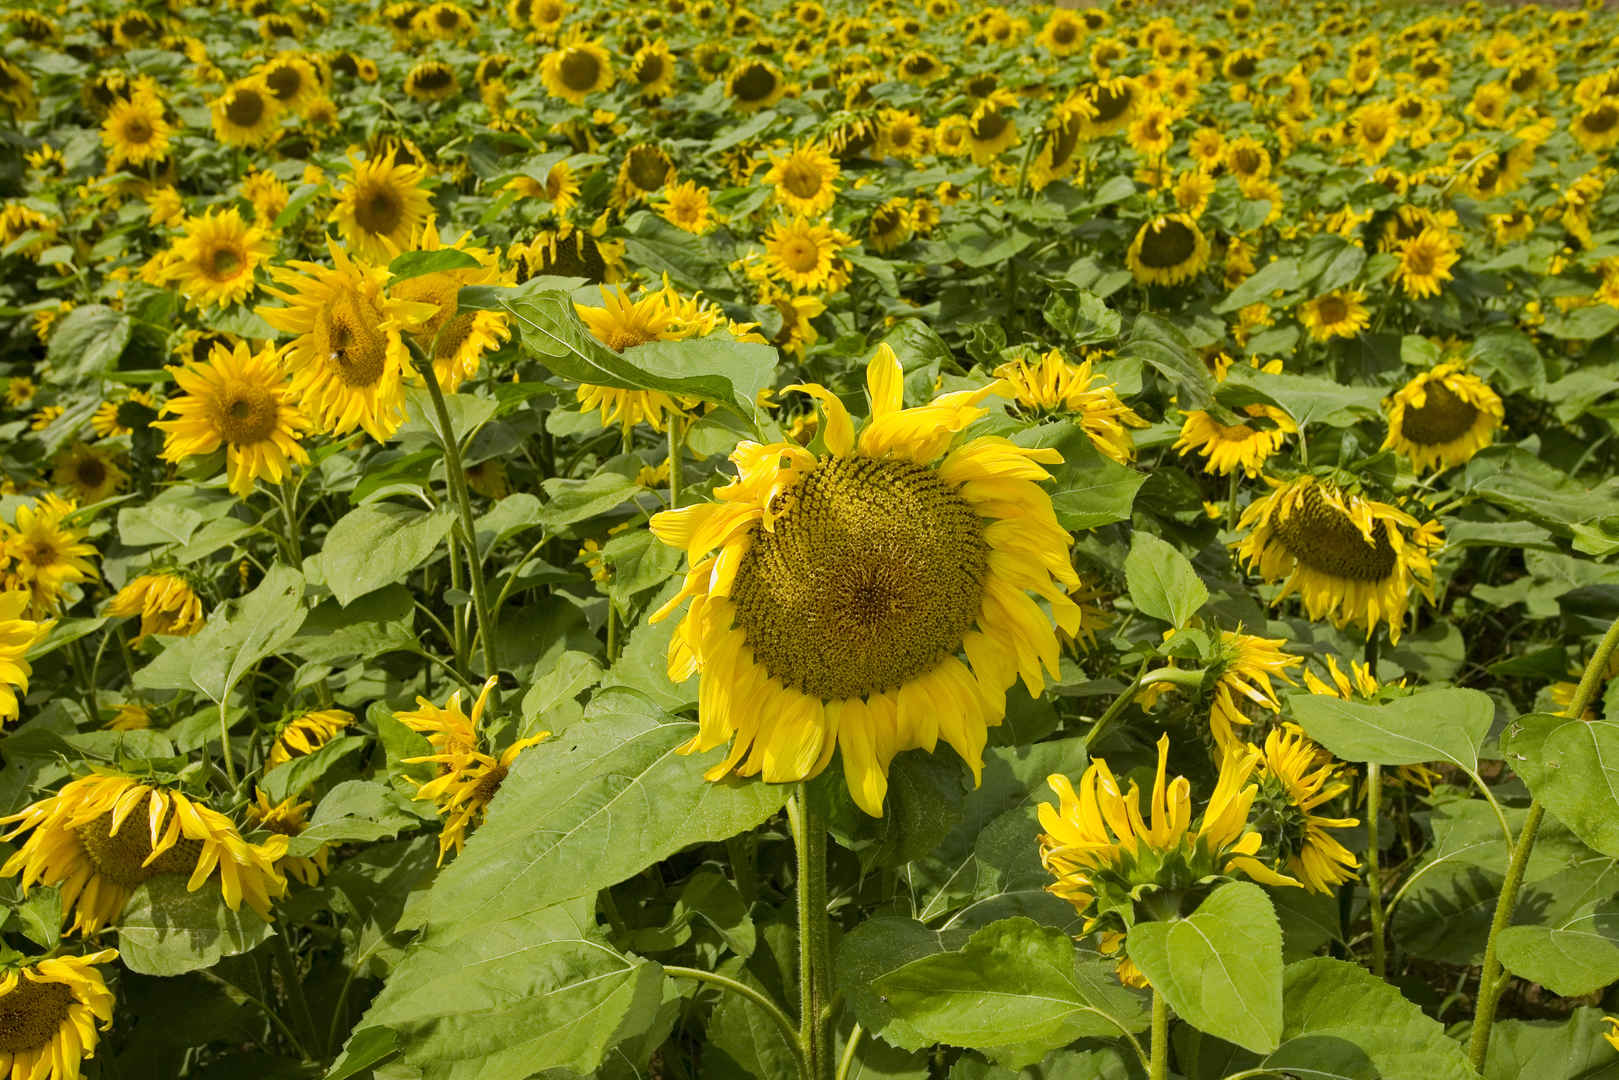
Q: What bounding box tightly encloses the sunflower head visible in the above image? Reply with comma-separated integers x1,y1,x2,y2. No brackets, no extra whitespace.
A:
105,571,205,644
726,59,786,111
1127,213,1210,286
331,152,433,263
1382,363,1503,472
0,949,119,1080
1248,725,1359,894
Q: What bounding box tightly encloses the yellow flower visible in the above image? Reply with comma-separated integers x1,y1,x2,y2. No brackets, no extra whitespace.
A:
1382,363,1503,473
1,773,287,935
259,54,322,115
650,345,1084,816
1127,213,1210,286
211,78,283,147
760,217,853,294
105,573,205,644
1606,1016,1619,1053
656,180,714,235
1,495,98,618
51,443,128,505
154,340,311,496
330,152,433,264
505,160,580,214
1207,630,1301,753
0,591,52,725
508,224,625,285
1298,289,1370,342
541,38,614,104
992,349,1146,464
1392,227,1458,299
1572,98,1619,153
965,90,1019,164
571,285,735,432
866,198,914,254
764,142,840,217
267,709,354,768
156,207,274,311
1251,725,1359,893
614,143,675,207
627,40,677,98
389,217,512,394
105,702,151,731
101,91,170,170
726,59,786,112
1174,405,1296,478
0,949,118,1080
404,60,460,102
248,790,328,886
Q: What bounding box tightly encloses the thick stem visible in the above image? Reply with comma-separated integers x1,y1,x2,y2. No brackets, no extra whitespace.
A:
1366,762,1386,980
1149,989,1170,1080
278,478,302,566
791,789,834,1080
667,418,683,509
1467,613,1619,1071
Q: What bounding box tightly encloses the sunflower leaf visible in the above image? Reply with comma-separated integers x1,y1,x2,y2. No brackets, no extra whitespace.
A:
317,504,454,607
386,247,483,284
1125,531,1208,628
117,875,275,977
1503,711,1619,857
1287,687,1493,772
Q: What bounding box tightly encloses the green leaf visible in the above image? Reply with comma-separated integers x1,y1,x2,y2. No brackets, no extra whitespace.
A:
259,734,367,804
291,780,427,854
137,566,306,704
1220,368,1384,428
288,585,417,664
1497,902,1619,998
1215,257,1302,314
318,504,454,607
272,182,326,229
866,916,1147,1067
537,472,641,530
1121,313,1215,411
1299,234,1366,295
1504,711,1619,856
386,248,484,284
1014,424,1145,531
1288,687,1493,772
1484,1008,1619,1080
117,875,275,976
45,304,131,384
1127,882,1283,1054
1542,304,1619,341
1125,533,1208,628
602,528,683,606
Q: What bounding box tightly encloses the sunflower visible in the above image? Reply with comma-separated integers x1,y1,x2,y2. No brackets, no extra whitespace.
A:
614,144,675,206
0,773,287,935
507,224,625,284
541,38,613,104
0,591,51,725
105,572,204,644
1127,102,1176,158
247,791,327,887
155,340,311,496
1029,104,1090,190
240,170,289,222
258,55,320,114
417,1,473,38
1234,476,1441,643
258,238,429,443
656,180,713,235
1079,76,1138,137
764,142,840,218
1571,97,1619,153
111,9,159,49
268,708,355,768
1127,213,1210,286
572,286,716,432
0,949,117,1080
101,91,170,171
105,703,151,731
404,60,460,102
50,444,127,505
1297,289,1370,342
726,59,785,111
760,217,852,294
866,198,914,254
1203,630,1302,753
992,349,1146,465
506,161,580,214
649,345,1084,816
965,90,1019,164
211,79,283,147
877,109,929,160
1,496,97,618
628,40,677,98
1250,725,1359,893
331,153,433,264
1350,101,1400,163
1170,169,1215,216
390,219,511,394
1037,9,1087,56
0,58,34,120
1174,405,1296,478
1382,364,1503,473
1038,735,1300,934
1391,227,1458,300
158,208,273,311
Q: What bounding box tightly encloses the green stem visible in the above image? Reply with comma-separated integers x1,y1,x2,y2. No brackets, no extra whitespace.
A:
668,417,683,509
277,478,302,565
273,932,318,1055
835,1023,863,1080
1366,762,1387,980
665,966,809,1080
1467,612,1619,1072
1149,989,1170,1080
791,789,834,1080
217,701,238,787
1087,664,1206,749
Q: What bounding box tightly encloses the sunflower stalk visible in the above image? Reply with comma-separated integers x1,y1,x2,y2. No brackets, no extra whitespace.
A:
1149,989,1170,1080
1466,611,1619,1072
790,787,835,1080
1366,761,1387,980
1086,662,1206,749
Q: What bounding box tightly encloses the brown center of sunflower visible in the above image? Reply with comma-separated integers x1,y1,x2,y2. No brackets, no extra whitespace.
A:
355,185,403,237
1316,296,1348,325
781,161,824,199
75,457,107,489
433,312,475,360
626,147,671,192
1229,55,1256,78
1053,22,1078,44
436,7,458,27
731,456,988,701
320,294,389,388
1403,242,1437,276
1399,380,1479,445
873,206,904,237
0,980,74,1054
469,763,509,805
1584,105,1618,135
732,63,777,102
219,383,280,444
775,234,821,273
634,55,666,85
1360,116,1388,143
1138,219,1198,268
75,808,204,890
205,244,245,281
971,109,1008,142
1231,146,1261,175
1090,83,1130,123
414,66,453,92
122,116,154,144
265,66,302,101
558,49,602,92
1273,484,1398,583
225,90,266,128
904,55,934,76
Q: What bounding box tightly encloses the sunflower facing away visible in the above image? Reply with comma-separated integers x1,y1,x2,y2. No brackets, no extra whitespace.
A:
0,949,117,1080
1382,363,1503,472
158,207,273,310
154,340,311,496
390,218,512,393
1206,629,1301,753
268,708,355,768
330,153,434,263
1234,475,1442,643
650,345,1084,816
105,572,205,644
992,349,1147,465
0,773,287,935
0,591,52,724
1,495,98,618
1249,725,1359,893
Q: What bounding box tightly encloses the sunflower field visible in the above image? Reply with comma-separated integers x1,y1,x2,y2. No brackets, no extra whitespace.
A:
8,0,1619,1076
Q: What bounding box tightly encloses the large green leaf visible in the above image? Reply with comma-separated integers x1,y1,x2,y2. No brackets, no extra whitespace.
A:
1014,425,1145,531
1504,711,1619,856
1127,882,1283,1054
1485,1008,1619,1080
117,875,275,976
135,565,306,704
1288,688,1493,772
1125,532,1208,628
1497,901,1619,998
45,303,131,384
865,916,1148,1067
1120,313,1215,411
318,504,454,607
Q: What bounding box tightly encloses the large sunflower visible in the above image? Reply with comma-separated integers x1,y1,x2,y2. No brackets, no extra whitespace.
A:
1234,475,1442,643
1572,97,1619,153
764,142,840,217
649,346,1083,816
331,153,433,263
390,218,512,393
105,572,205,644
1,495,98,618
154,340,311,496
101,91,170,171
258,238,431,443
0,591,51,724
1382,363,1503,473
0,773,287,935
965,90,1019,164
1206,630,1301,753
1127,213,1210,286
0,949,117,1080
211,78,282,147
1250,725,1359,893
159,208,273,310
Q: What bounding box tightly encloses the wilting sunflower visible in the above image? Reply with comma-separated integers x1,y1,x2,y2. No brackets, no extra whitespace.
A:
965,90,1019,164
105,572,204,644
1250,725,1359,893
628,40,677,98
154,340,311,496
1,495,97,618
330,153,433,264
614,144,675,207
866,198,914,254
1382,363,1503,473
211,78,283,147
390,218,511,393
105,703,150,731
540,37,613,104
258,238,430,443
1206,630,1301,753
727,59,786,111
1038,735,1300,937
1174,405,1296,477
248,791,327,887
1234,475,1442,643
0,949,117,1080
508,224,625,284
50,444,127,505
764,142,840,217
0,591,51,724
101,91,170,170
0,773,287,935
1298,289,1370,342
649,346,1083,815
1392,227,1458,299
992,349,1146,465
404,60,460,102
760,217,852,294
656,180,713,235
159,208,273,311
267,708,355,767
1127,213,1210,286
